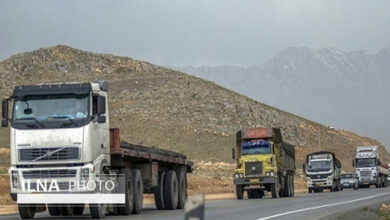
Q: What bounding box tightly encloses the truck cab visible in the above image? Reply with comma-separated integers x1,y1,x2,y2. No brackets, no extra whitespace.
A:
233,128,295,199
353,146,389,188
4,81,109,196
304,151,341,193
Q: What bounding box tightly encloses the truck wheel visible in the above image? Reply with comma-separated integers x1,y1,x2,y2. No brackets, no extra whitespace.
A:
177,169,187,209
279,176,286,197
164,170,179,210
336,182,341,191
247,190,254,199
47,205,60,216
271,182,278,198
131,169,144,214
291,174,295,196
73,204,84,215
118,168,134,215
257,190,264,198
235,185,244,200
154,171,166,210
287,175,293,197
18,204,35,219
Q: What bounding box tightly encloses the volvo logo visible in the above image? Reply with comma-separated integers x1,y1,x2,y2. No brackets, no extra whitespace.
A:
252,167,256,171
317,175,321,178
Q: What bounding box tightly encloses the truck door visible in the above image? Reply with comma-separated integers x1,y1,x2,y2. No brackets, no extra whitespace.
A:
92,95,109,158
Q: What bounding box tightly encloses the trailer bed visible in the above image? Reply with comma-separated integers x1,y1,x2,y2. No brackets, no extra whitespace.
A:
109,128,193,170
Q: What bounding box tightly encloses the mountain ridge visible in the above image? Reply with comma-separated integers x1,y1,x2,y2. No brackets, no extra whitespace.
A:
173,46,390,150
0,45,388,171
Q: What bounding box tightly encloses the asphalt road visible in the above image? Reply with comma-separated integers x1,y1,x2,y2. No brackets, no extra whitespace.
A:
2,187,390,220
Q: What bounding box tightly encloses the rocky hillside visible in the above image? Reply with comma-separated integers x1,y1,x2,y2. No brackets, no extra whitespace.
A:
173,47,390,151
0,45,389,169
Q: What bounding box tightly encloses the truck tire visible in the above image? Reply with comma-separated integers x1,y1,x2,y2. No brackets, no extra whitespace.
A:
177,169,187,209
47,205,60,216
247,190,254,199
271,182,278,198
118,168,134,215
291,174,295,196
131,169,144,214
288,174,293,197
336,181,341,191
236,185,244,200
279,176,286,197
154,171,166,210
18,204,35,219
257,190,265,198
73,204,84,215
164,170,179,210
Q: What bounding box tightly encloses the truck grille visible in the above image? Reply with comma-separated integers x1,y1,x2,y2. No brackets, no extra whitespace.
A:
245,162,262,177
19,147,79,162
360,170,372,179
22,170,77,179
308,174,329,179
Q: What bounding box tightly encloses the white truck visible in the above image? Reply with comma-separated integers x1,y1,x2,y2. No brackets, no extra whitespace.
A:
303,151,342,193
353,146,389,188
2,81,193,219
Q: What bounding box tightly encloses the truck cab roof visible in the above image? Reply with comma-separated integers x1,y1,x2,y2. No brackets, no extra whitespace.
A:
12,81,107,97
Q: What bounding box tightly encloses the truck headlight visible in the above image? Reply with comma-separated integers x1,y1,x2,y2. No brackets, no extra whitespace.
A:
266,172,269,176
270,171,274,177
80,168,89,183
12,171,19,188
239,173,243,178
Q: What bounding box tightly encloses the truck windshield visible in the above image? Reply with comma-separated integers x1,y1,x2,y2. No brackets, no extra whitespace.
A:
241,141,271,155
356,158,376,168
308,160,331,172
12,94,89,127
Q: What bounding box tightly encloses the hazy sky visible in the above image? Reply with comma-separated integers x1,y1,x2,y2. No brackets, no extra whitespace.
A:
1,0,390,66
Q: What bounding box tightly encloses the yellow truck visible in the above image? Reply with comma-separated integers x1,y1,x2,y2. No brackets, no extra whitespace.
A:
232,128,295,199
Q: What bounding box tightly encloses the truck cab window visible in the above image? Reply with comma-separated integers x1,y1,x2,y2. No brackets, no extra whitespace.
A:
92,95,98,116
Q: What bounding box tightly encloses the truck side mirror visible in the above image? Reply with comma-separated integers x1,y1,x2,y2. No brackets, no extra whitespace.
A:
1,118,8,127
97,96,106,115
232,148,236,160
302,163,306,172
2,99,8,119
352,160,355,167
1,100,8,127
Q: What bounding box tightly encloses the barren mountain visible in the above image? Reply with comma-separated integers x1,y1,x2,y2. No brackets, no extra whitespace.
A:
0,45,389,170
174,47,390,151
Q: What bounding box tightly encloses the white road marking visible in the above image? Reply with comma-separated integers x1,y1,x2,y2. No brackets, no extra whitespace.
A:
256,192,390,220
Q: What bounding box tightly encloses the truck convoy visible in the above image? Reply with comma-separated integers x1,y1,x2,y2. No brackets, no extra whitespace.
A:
1,81,193,219
304,151,342,193
353,146,389,188
232,127,295,199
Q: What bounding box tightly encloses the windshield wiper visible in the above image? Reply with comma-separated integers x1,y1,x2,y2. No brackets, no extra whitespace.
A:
47,116,78,126
17,117,45,128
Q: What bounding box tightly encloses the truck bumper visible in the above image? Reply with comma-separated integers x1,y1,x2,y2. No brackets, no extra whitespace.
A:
234,177,276,185
358,180,377,186
307,179,333,189
9,163,95,195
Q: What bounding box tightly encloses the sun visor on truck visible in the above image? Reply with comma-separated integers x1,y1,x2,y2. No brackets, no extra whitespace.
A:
12,83,92,97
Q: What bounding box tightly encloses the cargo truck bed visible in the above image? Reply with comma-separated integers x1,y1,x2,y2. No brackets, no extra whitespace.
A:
109,128,193,170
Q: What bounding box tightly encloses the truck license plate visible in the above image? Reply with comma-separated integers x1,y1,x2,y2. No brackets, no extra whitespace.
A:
250,179,259,183
364,182,369,185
